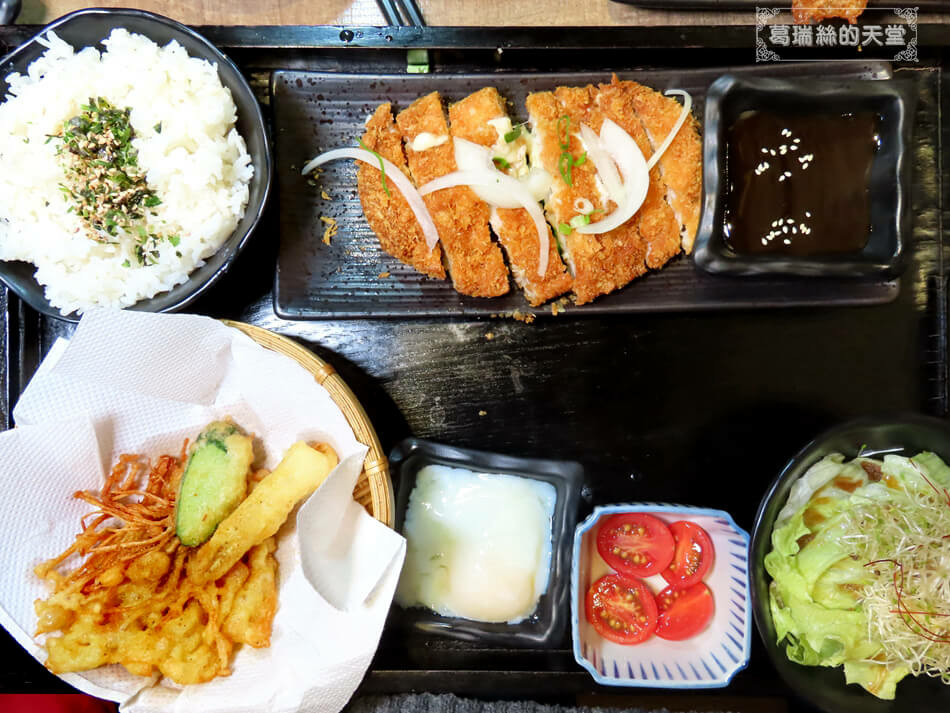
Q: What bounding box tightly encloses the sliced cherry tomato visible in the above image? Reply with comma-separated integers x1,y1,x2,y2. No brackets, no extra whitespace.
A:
660,520,714,589
596,512,675,578
586,573,658,645
655,581,714,640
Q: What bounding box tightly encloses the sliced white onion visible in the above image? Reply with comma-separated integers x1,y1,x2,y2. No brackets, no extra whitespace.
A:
453,137,494,171
301,148,440,251
452,138,521,208
452,138,552,207
576,118,649,235
645,89,693,171
419,169,550,277
523,167,553,203
580,122,625,206
573,197,594,214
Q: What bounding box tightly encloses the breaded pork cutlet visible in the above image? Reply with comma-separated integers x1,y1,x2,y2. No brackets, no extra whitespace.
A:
527,86,647,305
596,79,688,265
792,0,867,23
620,79,703,253
448,88,571,306
395,92,509,297
357,104,445,279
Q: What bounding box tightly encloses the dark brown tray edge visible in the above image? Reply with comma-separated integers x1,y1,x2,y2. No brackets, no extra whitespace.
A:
3,24,950,52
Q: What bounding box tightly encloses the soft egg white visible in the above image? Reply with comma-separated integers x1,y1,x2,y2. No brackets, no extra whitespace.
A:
396,464,556,623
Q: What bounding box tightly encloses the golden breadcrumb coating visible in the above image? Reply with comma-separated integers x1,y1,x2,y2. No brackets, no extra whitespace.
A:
527,86,648,305
792,0,867,23
357,103,444,278
396,92,509,297
449,87,571,306
597,78,682,270
620,78,703,254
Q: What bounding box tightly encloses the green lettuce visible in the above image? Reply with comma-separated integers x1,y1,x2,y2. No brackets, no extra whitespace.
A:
764,452,948,699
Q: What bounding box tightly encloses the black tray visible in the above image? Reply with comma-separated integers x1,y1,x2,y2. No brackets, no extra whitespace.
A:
273,62,905,319
0,24,948,713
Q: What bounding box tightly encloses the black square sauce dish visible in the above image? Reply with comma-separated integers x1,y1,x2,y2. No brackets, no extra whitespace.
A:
694,74,915,278
388,438,583,647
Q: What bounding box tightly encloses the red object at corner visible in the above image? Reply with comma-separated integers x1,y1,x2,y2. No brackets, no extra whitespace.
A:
0,695,117,713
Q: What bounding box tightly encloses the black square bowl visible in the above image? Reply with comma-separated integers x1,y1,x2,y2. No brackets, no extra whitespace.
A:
0,8,271,321
694,74,914,278
388,437,583,647
750,414,950,713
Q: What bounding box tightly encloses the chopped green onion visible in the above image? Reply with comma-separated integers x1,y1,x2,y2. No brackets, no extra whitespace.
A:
574,152,587,166
556,115,571,150
492,156,510,169
168,235,180,247
558,152,573,187
357,137,391,197
122,259,130,267
558,222,572,235
143,195,162,208
570,214,591,229
407,49,429,65
504,126,521,143
154,122,162,134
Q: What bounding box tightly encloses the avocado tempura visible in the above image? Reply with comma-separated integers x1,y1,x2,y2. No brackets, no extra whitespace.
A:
766,450,950,699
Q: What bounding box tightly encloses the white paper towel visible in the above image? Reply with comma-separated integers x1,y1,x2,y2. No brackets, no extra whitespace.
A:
0,308,406,713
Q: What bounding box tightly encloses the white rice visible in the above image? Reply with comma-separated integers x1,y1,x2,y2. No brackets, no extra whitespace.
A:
0,29,253,315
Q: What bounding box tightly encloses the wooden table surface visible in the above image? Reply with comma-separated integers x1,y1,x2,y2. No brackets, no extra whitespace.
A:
19,0,752,27
2,4,947,713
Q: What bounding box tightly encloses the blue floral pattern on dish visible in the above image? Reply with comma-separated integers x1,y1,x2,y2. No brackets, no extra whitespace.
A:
571,504,751,689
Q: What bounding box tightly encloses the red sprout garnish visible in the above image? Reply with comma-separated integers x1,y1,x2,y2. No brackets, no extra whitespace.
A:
911,462,950,508
867,559,950,644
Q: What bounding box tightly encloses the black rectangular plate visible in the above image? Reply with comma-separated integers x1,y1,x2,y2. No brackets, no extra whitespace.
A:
272,62,905,319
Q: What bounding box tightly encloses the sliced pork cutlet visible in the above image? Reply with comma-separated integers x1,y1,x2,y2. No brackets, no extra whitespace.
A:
448,87,571,306
622,78,703,253
395,91,509,297
526,86,647,305
357,103,445,279
596,79,682,269
792,0,867,24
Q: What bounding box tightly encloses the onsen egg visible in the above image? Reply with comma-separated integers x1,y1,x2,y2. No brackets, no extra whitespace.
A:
395,464,557,623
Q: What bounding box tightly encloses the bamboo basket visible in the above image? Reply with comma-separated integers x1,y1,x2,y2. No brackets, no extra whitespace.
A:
223,321,394,527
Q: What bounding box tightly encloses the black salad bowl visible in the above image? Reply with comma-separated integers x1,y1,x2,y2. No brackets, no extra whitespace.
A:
750,414,950,713
0,7,271,321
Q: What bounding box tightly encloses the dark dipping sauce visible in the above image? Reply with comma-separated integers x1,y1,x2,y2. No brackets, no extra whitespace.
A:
723,110,880,257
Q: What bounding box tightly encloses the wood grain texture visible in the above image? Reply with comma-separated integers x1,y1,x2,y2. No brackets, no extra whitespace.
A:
19,0,950,30
19,0,752,26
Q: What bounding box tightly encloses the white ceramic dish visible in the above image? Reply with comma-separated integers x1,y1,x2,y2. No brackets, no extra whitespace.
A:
571,503,751,688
